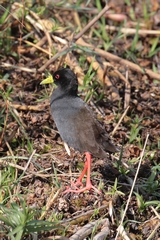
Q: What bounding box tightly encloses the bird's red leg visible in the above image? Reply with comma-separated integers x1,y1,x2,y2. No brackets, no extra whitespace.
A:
63,158,88,193
71,160,88,187
63,152,101,194
84,152,101,194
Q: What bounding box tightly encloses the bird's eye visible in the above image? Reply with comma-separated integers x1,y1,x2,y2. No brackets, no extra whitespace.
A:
55,74,60,79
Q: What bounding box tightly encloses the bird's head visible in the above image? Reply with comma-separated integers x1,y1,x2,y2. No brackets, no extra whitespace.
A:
41,67,78,95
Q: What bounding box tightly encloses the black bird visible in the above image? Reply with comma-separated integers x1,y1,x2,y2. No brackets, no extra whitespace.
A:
41,67,118,194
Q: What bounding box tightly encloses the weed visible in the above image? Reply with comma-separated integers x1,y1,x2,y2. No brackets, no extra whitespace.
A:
52,163,61,189
114,142,130,175
95,0,111,50
124,0,135,20
148,37,160,57
0,200,61,239
135,192,160,212
142,165,160,197
131,22,140,53
79,63,104,102
129,115,144,144
106,178,125,197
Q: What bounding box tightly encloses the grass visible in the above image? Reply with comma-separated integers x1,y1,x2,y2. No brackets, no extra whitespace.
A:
0,0,160,239
135,193,160,212
142,165,160,197
79,62,103,102
0,200,61,240
129,115,144,144
105,178,125,197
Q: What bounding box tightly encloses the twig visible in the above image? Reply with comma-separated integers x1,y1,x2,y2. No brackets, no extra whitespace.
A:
24,39,53,56
87,56,120,100
39,188,61,220
116,226,130,240
146,221,160,240
111,106,130,136
93,218,110,240
0,158,82,180
124,68,131,109
30,35,47,54
5,140,16,163
63,204,109,226
73,5,110,42
0,99,9,145
115,134,149,239
69,218,108,240
76,38,160,81
150,206,160,220
106,25,160,35
38,5,110,72
1,102,48,112
23,149,36,174
64,142,71,156
0,62,36,73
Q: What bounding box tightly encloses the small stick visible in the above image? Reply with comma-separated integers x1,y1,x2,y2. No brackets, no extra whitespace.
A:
111,106,130,136
30,35,47,54
76,38,160,81
106,25,160,35
39,188,61,220
38,5,110,72
0,62,36,73
115,134,149,239
23,150,36,174
69,218,108,240
124,68,131,109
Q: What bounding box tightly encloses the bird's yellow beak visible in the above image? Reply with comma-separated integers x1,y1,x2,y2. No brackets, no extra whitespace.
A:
40,75,54,85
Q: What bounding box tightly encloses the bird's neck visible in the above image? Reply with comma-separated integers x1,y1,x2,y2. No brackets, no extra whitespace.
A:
50,87,78,104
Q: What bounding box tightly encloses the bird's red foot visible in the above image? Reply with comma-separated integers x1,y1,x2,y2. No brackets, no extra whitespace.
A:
71,179,84,188
63,152,101,195
64,180,83,191
63,182,101,195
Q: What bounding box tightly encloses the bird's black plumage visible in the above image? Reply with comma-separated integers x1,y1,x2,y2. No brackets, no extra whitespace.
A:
50,67,117,158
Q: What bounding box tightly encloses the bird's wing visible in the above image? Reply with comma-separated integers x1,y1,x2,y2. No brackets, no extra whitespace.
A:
70,104,117,157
